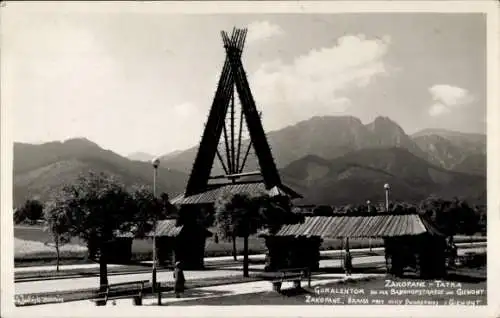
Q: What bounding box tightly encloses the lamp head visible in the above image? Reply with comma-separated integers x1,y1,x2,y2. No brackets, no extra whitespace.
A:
384,183,390,190
152,158,160,169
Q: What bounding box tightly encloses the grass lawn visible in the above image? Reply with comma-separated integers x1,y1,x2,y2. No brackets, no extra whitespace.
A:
14,225,486,267
14,238,88,262
14,226,84,245
15,225,384,265
173,269,487,306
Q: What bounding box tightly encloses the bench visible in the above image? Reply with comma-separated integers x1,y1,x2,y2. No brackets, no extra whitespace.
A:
93,280,149,306
270,268,311,293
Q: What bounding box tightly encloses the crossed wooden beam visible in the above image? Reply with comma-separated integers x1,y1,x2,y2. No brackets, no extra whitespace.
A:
185,28,281,197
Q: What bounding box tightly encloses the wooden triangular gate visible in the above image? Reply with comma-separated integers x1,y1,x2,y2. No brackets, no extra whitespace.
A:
185,28,282,196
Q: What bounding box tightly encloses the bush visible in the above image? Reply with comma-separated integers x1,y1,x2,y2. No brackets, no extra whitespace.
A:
15,200,44,224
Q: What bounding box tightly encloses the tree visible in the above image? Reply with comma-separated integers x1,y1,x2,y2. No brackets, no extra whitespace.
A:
129,186,178,271
342,204,355,214
332,205,344,214
402,202,418,214
129,185,168,239
159,192,178,220
453,199,478,236
49,171,144,296
259,195,303,234
15,199,44,224
313,205,334,216
390,202,407,214
214,192,264,277
14,208,26,224
418,196,479,238
214,191,302,276
473,205,487,235
43,200,71,271
355,204,368,213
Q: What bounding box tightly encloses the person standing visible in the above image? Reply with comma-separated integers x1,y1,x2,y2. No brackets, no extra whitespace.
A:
174,261,185,298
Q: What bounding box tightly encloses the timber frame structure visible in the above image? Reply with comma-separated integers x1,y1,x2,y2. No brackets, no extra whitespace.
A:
170,27,301,269
177,27,301,203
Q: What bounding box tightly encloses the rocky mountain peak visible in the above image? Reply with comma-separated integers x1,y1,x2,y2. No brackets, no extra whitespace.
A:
366,116,405,134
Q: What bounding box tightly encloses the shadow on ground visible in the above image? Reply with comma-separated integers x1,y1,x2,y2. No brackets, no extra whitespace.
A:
445,272,486,283
392,266,486,283
178,288,229,298
146,288,231,306
317,265,386,275
277,287,314,297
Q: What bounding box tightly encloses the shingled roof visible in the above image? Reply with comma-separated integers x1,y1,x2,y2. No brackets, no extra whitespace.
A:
147,219,183,237
171,182,301,205
273,213,444,239
116,219,212,238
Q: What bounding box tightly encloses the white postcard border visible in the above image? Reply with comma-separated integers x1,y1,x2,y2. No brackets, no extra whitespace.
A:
1,1,498,317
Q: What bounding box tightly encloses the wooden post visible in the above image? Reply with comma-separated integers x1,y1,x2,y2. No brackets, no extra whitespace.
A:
340,238,344,268
243,235,249,277
157,283,162,305
133,296,142,306
232,234,237,261
307,268,311,288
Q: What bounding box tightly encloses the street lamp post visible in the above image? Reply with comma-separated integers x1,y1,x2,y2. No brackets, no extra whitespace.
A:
152,158,160,293
384,183,390,212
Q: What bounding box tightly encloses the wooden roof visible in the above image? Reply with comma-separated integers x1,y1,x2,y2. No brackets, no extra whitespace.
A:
172,182,301,205
117,219,212,238
271,213,444,239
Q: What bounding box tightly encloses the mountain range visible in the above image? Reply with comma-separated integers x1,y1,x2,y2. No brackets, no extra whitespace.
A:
14,139,187,207
280,148,485,206
13,116,486,207
159,116,486,174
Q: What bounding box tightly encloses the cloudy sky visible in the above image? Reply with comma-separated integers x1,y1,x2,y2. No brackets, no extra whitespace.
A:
3,8,486,157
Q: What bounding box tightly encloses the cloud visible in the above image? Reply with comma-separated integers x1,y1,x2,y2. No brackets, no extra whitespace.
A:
428,84,474,117
429,103,451,117
249,34,391,129
246,21,284,43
